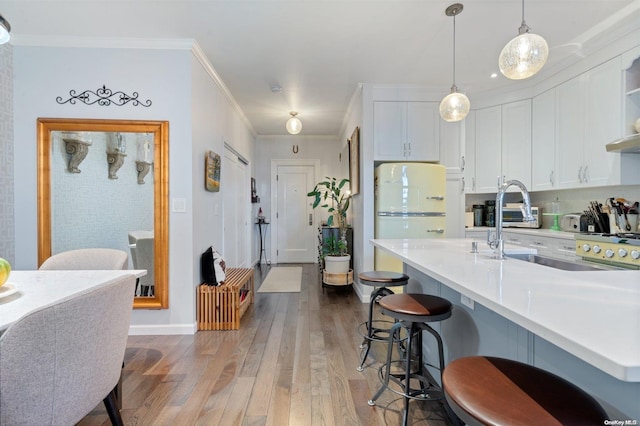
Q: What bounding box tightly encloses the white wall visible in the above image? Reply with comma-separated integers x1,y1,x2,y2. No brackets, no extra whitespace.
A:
0,43,14,264
12,41,255,334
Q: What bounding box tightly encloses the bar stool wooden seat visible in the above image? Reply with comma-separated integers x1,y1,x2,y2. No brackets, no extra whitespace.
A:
356,271,409,372
443,356,608,426
368,293,453,426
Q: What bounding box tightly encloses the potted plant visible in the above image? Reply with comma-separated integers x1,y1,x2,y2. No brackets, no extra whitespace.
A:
307,177,351,274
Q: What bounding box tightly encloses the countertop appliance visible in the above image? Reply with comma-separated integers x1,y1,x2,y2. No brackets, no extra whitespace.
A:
375,163,446,272
501,204,541,228
561,214,582,232
575,233,640,269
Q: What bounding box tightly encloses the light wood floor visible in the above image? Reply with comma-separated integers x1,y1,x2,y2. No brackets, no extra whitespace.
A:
79,264,451,425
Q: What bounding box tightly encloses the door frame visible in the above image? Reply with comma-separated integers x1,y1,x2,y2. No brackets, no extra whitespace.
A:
270,159,321,264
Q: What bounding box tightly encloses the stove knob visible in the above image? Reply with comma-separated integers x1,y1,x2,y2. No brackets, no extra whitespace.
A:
593,245,601,254
605,249,615,258
631,250,640,260
582,244,591,253
618,248,628,258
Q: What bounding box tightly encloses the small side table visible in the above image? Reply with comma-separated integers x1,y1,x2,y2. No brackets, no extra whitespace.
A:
256,220,270,266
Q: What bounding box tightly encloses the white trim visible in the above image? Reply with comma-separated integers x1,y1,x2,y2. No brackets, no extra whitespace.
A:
11,34,194,50
129,323,197,335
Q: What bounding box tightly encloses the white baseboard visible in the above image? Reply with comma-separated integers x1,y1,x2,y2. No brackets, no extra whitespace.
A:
128,323,197,335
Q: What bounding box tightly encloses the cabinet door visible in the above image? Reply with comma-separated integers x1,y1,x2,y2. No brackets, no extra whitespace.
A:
584,57,622,187
532,89,557,191
464,111,476,193
475,106,502,193
374,101,406,160
501,99,532,188
440,119,464,173
556,76,586,188
445,173,465,237
407,102,440,161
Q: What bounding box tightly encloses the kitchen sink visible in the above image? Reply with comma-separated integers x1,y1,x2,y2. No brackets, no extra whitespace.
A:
505,253,611,271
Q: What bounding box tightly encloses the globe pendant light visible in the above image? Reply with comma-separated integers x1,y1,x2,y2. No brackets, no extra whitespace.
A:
440,3,470,123
0,14,11,44
498,0,548,80
286,111,302,135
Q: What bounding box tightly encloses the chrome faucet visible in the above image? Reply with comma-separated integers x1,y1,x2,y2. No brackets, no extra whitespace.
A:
487,179,534,259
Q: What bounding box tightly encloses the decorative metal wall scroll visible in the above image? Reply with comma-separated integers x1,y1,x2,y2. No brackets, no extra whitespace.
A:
56,84,152,107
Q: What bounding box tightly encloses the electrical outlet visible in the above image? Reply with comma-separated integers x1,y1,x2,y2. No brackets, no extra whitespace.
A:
461,294,475,310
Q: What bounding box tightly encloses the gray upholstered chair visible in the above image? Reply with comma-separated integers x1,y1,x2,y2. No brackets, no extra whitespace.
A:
0,274,135,425
39,248,128,271
128,231,154,296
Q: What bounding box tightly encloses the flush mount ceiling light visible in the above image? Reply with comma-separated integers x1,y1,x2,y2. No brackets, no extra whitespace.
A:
439,3,470,123
0,14,11,44
286,111,302,135
498,0,548,80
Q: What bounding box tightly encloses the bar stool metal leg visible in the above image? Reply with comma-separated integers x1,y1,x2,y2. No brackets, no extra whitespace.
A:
357,286,394,371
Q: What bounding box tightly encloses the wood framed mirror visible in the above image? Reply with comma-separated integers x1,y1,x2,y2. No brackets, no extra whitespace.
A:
37,118,169,309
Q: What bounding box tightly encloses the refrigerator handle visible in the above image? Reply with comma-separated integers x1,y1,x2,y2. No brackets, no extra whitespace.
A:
425,196,445,201
309,213,313,226
426,229,445,234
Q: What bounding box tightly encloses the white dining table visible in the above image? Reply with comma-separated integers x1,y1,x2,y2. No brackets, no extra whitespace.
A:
0,270,145,333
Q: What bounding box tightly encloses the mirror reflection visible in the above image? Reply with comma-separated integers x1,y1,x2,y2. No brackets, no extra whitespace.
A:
37,118,169,309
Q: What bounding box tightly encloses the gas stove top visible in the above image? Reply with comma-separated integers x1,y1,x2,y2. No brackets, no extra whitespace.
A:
576,233,640,268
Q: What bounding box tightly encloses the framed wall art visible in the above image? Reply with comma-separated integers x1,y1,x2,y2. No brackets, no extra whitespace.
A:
348,126,360,195
205,150,221,192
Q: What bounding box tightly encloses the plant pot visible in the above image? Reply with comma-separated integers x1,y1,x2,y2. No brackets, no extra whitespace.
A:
324,255,351,274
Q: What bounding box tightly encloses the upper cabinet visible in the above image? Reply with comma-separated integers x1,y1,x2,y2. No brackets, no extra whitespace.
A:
474,105,502,193
623,52,640,140
532,55,640,190
473,100,532,193
531,89,556,191
373,101,440,161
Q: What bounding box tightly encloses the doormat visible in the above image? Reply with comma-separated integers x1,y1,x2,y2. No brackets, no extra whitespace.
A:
257,267,302,293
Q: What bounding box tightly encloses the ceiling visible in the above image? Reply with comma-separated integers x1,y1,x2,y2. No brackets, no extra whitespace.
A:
2,0,640,136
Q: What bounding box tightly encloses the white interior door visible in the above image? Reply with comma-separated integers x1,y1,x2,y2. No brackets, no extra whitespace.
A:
223,147,249,267
275,164,317,263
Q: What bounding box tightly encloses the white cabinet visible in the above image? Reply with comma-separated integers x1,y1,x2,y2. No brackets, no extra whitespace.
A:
501,100,532,188
445,173,465,238
503,230,577,260
556,58,631,188
622,50,640,138
440,120,465,174
474,105,502,193
531,89,557,191
555,76,585,188
463,111,476,193
373,101,440,161
473,100,532,193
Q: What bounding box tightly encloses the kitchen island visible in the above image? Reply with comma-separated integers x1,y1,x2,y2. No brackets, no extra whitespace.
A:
372,238,640,420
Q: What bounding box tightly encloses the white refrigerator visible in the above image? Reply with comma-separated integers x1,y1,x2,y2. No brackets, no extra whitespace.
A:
375,163,446,272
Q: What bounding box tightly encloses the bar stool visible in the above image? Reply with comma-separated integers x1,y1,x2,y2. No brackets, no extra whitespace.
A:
356,271,409,372
368,293,453,426
443,356,608,425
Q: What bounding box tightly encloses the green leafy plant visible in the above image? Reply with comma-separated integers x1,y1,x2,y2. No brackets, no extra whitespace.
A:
308,176,351,256
322,235,348,257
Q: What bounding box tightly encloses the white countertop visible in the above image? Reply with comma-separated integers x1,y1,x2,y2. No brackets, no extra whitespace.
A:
0,270,145,332
466,227,578,240
371,238,640,382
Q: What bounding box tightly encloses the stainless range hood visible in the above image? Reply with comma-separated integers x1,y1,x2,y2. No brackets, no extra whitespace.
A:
606,133,640,153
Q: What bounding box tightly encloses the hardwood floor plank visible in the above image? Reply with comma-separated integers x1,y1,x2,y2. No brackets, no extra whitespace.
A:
78,264,453,426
